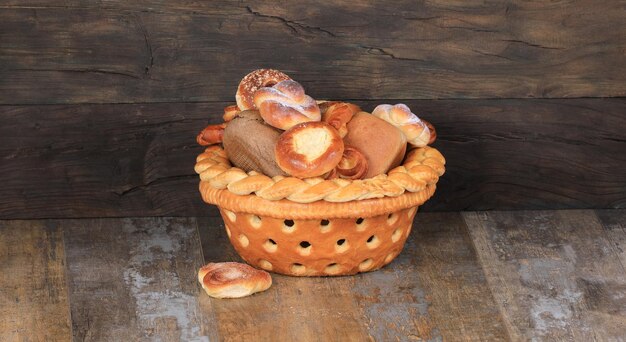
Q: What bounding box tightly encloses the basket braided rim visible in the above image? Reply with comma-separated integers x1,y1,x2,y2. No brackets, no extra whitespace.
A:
200,181,436,219
195,145,445,219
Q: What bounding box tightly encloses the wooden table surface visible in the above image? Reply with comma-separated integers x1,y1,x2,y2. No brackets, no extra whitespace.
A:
1,209,625,341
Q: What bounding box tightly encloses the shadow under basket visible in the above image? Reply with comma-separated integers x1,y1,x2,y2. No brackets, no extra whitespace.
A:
199,181,438,276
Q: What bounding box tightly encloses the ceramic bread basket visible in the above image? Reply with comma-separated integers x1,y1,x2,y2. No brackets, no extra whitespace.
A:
195,144,445,276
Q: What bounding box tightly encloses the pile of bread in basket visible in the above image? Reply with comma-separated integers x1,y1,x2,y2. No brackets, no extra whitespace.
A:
195,69,445,298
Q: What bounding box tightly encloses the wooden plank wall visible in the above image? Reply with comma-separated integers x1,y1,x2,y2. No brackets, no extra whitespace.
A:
1,1,625,218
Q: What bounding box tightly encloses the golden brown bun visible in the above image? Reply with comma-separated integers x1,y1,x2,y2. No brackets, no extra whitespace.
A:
327,146,368,180
372,104,430,147
236,69,291,110
344,112,407,178
198,262,272,299
275,121,344,178
197,123,227,146
321,102,361,138
253,80,321,130
222,110,287,177
223,105,241,122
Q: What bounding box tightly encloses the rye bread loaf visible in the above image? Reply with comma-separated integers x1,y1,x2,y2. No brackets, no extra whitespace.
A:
223,110,287,177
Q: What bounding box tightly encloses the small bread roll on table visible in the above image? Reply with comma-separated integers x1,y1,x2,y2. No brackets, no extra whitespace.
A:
198,262,272,299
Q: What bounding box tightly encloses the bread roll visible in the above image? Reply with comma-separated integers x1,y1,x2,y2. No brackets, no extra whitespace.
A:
326,146,368,180
422,119,437,145
222,110,287,177
321,102,360,138
236,69,291,110
223,104,240,122
196,123,227,146
344,112,407,178
198,262,272,299
275,121,344,178
253,80,321,130
372,104,430,147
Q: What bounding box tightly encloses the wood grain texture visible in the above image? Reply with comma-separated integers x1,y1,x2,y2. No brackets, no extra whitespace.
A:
351,212,509,341
1,0,625,104
594,209,626,275
196,216,371,342
63,217,212,341
1,98,624,219
0,103,219,219
197,213,510,341
463,210,626,341
0,220,72,341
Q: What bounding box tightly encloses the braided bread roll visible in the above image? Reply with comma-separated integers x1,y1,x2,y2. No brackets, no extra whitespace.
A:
236,69,291,110
198,262,272,299
372,104,431,147
321,102,361,138
253,80,321,130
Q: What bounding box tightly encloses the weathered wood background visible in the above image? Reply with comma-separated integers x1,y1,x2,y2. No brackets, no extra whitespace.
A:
1,1,625,218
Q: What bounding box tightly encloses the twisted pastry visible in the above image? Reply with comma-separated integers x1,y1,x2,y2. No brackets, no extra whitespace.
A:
197,123,227,146
236,69,291,110
327,146,368,180
372,104,431,147
321,102,360,138
253,80,321,130
223,104,241,122
195,145,445,203
198,262,272,299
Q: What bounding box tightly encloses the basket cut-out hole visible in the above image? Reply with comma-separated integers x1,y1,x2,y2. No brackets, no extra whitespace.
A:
238,234,249,247
392,228,403,243
259,259,273,271
224,210,236,222
366,235,381,249
359,258,373,272
249,215,262,229
355,217,366,231
225,226,231,238
291,263,306,275
387,213,398,225
263,239,277,253
384,253,395,264
282,219,296,233
325,263,341,275
320,219,331,233
335,239,349,253
407,207,417,218
298,241,312,256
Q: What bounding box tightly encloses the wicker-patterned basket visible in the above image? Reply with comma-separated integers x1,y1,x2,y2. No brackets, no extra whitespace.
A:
195,145,445,276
